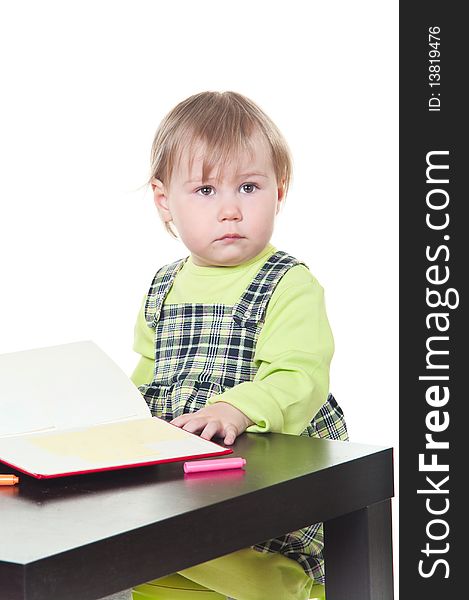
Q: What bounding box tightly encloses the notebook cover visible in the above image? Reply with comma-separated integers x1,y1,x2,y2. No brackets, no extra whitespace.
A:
0,417,233,479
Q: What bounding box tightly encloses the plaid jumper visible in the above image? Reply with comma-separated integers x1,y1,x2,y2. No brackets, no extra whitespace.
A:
139,250,348,584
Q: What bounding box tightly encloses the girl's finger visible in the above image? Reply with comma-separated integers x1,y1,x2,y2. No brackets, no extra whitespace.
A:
223,425,238,446
182,417,207,435
170,414,192,427
200,421,221,441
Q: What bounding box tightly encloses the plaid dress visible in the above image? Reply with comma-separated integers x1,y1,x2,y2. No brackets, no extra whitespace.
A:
138,250,348,584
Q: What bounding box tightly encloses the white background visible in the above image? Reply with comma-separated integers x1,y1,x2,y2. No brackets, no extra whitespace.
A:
0,0,398,591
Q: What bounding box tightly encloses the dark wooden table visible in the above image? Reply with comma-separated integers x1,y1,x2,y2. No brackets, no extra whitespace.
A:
0,433,394,600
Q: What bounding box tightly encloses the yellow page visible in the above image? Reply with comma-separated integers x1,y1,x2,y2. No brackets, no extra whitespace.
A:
0,417,230,477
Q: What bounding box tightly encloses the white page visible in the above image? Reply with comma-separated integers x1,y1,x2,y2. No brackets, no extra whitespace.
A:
0,417,229,477
0,341,151,437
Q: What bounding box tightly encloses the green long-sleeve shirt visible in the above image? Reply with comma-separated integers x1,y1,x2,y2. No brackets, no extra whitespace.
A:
131,243,334,435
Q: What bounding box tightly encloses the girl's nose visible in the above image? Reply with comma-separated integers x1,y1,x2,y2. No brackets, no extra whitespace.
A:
217,196,242,221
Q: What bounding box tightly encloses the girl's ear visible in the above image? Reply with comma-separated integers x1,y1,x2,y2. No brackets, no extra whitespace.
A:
152,178,172,223
276,178,286,214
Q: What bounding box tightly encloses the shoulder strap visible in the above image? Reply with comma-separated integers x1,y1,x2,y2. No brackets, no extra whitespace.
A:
144,257,188,328
232,251,308,329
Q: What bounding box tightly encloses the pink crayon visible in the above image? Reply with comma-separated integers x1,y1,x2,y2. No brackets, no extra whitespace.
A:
183,457,246,474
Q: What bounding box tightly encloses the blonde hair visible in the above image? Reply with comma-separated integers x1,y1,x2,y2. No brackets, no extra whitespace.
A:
148,91,292,238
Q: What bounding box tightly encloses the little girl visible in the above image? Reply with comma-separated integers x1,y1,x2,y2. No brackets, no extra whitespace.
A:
130,91,348,600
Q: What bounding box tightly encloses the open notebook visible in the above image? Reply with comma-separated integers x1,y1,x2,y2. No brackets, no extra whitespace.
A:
0,341,231,478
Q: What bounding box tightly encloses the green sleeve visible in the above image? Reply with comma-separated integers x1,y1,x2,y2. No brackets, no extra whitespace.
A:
130,295,154,387
206,276,335,435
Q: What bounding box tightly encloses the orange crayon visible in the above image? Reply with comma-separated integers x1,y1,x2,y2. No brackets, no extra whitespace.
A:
0,474,19,486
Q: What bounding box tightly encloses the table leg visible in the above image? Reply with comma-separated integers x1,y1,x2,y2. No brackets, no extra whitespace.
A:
323,499,394,600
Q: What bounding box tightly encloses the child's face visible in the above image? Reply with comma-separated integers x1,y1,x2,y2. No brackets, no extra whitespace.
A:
152,132,285,267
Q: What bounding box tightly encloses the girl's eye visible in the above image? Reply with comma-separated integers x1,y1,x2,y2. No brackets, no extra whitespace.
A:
197,186,214,196
195,183,258,196
240,183,258,194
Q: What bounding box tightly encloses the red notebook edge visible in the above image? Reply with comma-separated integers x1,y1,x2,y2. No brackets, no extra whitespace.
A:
0,446,233,479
